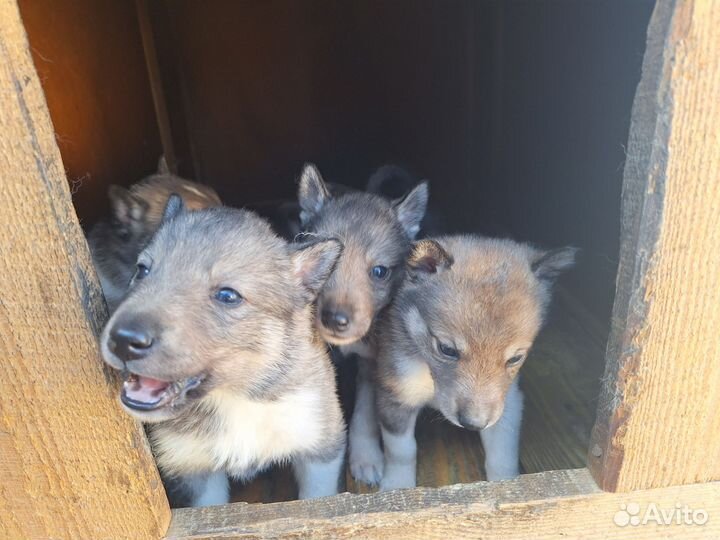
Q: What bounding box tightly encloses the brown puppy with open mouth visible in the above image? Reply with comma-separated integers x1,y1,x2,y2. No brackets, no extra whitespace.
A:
100,195,346,507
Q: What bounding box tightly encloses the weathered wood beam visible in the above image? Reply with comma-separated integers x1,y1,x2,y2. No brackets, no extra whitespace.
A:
0,0,170,537
588,0,720,492
168,468,720,539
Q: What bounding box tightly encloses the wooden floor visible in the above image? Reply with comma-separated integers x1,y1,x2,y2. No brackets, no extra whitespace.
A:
230,286,608,503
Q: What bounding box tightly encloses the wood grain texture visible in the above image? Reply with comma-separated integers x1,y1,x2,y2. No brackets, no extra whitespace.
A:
168,468,720,539
590,0,720,491
0,1,170,538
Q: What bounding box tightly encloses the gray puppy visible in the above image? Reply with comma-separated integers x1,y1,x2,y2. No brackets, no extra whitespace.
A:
100,196,346,507
297,163,428,486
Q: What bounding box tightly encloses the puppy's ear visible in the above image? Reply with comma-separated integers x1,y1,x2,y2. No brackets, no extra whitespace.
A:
407,239,453,279
291,237,343,303
298,163,330,226
157,155,171,175
393,181,428,239
108,184,148,225
530,246,578,283
161,193,185,224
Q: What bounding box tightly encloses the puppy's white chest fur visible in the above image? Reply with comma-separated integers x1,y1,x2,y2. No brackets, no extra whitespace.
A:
393,355,435,407
153,389,326,478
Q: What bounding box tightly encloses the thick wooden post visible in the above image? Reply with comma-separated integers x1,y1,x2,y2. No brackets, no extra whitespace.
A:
0,1,170,538
589,0,720,491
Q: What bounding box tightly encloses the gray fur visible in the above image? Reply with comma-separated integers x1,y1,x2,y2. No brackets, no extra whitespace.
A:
366,165,440,237
530,246,579,283
297,163,428,346
392,182,429,239
296,163,429,487
162,193,185,223
99,207,346,506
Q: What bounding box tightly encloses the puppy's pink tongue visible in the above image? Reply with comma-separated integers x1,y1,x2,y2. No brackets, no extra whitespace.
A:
124,376,171,403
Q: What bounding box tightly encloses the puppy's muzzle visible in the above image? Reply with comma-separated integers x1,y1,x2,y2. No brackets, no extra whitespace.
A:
457,403,503,431
458,414,490,431
108,319,155,361
320,308,351,333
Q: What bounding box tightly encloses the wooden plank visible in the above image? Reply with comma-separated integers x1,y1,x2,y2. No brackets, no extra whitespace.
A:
168,468,720,539
136,0,178,174
0,1,170,538
589,0,720,491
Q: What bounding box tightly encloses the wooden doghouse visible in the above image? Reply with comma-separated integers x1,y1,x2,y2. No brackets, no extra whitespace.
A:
1,0,719,538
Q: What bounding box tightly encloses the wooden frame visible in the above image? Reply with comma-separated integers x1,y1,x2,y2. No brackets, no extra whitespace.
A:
1,0,719,538
587,0,720,492
166,469,720,539
0,0,169,538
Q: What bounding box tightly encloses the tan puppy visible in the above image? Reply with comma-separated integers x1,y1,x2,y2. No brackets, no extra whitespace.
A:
87,157,221,311
370,235,576,489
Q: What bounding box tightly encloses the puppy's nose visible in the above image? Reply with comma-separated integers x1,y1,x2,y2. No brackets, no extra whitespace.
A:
458,414,488,431
110,324,154,361
321,309,350,332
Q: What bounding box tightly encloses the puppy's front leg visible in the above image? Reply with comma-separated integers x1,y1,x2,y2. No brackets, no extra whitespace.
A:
480,378,524,481
348,356,385,486
377,389,420,491
183,470,230,507
293,437,346,499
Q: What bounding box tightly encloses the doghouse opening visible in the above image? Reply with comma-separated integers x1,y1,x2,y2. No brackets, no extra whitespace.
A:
20,0,655,503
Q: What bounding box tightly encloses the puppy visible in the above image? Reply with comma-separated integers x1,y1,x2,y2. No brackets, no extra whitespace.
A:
296,163,428,486
100,195,346,507
253,177,367,241
87,157,221,311
372,236,576,490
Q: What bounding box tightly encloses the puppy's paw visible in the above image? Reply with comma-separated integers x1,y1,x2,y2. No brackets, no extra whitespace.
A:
350,459,384,486
379,463,416,491
349,439,384,486
485,462,520,482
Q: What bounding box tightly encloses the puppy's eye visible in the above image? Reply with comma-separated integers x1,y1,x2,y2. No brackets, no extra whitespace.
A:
214,287,243,306
134,263,150,280
506,354,525,368
436,340,460,360
371,265,390,280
